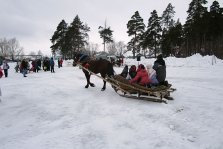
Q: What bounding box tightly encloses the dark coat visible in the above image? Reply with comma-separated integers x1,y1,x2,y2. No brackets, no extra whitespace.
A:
129,65,137,79
21,60,28,69
50,58,55,66
153,57,166,83
120,65,128,78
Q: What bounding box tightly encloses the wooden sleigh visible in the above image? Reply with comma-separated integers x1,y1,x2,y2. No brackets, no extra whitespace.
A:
107,75,176,104
76,63,176,104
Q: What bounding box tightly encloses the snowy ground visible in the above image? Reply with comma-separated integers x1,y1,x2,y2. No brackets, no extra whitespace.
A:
0,54,223,149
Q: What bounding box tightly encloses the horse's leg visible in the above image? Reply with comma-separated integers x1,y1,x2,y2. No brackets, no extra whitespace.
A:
84,71,90,88
101,73,106,91
84,70,95,88
89,73,95,87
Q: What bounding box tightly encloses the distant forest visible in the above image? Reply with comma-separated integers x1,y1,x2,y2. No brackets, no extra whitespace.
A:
50,0,223,59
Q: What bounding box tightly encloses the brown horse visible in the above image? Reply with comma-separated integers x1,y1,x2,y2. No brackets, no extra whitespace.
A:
73,54,114,91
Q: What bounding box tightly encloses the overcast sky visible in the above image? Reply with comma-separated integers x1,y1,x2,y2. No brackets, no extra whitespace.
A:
0,0,217,55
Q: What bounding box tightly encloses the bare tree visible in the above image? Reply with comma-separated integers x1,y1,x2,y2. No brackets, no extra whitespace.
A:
86,42,100,56
0,38,9,57
0,38,24,60
116,41,126,56
8,38,21,60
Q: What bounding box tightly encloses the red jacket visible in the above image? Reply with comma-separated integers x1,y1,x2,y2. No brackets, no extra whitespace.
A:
0,68,3,78
129,68,150,86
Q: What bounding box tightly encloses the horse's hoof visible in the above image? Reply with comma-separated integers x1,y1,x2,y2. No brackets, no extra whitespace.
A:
90,83,95,87
101,88,106,91
85,85,89,88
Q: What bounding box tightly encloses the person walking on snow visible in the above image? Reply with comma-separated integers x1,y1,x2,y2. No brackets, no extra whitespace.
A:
50,57,55,73
2,60,9,77
20,59,28,77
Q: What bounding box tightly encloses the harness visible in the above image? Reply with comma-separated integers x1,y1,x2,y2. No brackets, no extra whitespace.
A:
83,63,90,69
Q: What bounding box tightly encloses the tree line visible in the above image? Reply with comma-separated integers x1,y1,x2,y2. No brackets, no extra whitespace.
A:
51,0,223,59
50,15,115,59
0,38,24,61
0,37,45,61
127,0,223,58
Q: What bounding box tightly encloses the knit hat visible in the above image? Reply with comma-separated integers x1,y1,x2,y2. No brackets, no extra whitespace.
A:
138,64,145,69
146,64,153,73
157,54,163,59
146,64,156,76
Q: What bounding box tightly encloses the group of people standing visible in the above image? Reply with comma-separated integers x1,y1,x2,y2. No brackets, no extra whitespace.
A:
0,57,64,78
42,57,57,73
15,59,40,77
120,54,167,87
58,58,63,68
35,57,63,73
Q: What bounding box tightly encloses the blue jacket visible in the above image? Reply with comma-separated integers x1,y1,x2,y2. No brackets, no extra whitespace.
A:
50,58,55,66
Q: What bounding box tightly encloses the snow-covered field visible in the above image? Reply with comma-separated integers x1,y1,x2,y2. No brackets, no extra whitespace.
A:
0,54,223,149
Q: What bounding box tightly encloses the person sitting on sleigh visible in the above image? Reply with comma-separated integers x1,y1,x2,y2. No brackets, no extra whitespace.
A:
120,65,137,80
129,64,151,87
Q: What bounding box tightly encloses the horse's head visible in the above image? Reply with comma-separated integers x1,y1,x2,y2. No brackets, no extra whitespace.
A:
73,53,80,66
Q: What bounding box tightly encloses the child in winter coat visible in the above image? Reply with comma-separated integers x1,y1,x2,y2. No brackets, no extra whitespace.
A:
120,65,128,78
146,64,159,86
129,64,151,86
126,65,137,80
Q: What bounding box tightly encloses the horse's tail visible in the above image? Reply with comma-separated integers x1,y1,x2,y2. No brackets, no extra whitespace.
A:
107,62,115,77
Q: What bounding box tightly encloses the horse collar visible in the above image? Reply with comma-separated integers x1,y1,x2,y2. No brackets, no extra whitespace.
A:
83,63,90,69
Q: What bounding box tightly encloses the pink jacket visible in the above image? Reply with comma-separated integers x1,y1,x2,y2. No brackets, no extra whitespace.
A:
129,68,150,86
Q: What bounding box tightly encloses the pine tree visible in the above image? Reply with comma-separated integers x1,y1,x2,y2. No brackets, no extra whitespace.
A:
207,0,223,57
127,11,145,58
209,1,222,37
184,0,208,56
50,20,68,55
66,15,90,57
161,20,183,57
98,21,113,52
186,0,207,23
161,3,176,30
143,10,162,57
